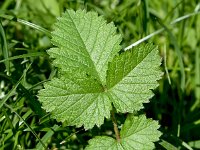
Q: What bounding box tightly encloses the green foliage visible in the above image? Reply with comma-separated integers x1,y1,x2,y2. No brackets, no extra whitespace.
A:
38,9,162,130
37,9,162,149
0,0,200,149
86,115,161,150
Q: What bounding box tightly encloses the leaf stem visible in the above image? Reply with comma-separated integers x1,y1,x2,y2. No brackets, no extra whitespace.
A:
111,110,121,142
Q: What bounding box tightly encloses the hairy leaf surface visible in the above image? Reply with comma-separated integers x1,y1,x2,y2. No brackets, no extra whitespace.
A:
38,9,162,129
85,115,162,150
48,9,121,85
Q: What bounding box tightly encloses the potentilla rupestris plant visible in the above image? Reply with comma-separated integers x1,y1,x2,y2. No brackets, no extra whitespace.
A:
38,9,163,149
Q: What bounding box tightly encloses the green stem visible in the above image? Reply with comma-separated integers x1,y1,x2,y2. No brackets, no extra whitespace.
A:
111,111,120,142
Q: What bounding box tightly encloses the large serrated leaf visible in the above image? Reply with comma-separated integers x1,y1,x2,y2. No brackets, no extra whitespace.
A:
85,115,162,150
38,9,162,129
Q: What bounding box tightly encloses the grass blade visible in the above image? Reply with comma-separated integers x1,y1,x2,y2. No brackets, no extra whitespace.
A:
182,141,193,150
159,140,178,150
0,14,51,36
17,19,51,37
158,21,185,91
195,46,200,105
142,0,150,35
125,11,200,50
189,140,200,149
124,28,164,50
0,64,32,108
0,75,23,109
191,45,200,111
36,125,59,150
163,44,171,85
4,103,47,150
0,52,47,63
0,20,10,75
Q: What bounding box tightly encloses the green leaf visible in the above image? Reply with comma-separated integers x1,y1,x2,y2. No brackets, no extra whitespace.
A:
85,115,162,150
107,43,163,112
48,9,121,85
38,77,112,129
38,9,162,129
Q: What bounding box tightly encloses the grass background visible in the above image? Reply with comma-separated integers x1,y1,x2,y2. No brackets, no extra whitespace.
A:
0,0,200,149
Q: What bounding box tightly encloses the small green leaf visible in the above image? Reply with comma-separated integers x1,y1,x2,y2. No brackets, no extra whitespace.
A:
85,115,162,150
120,115,161,149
